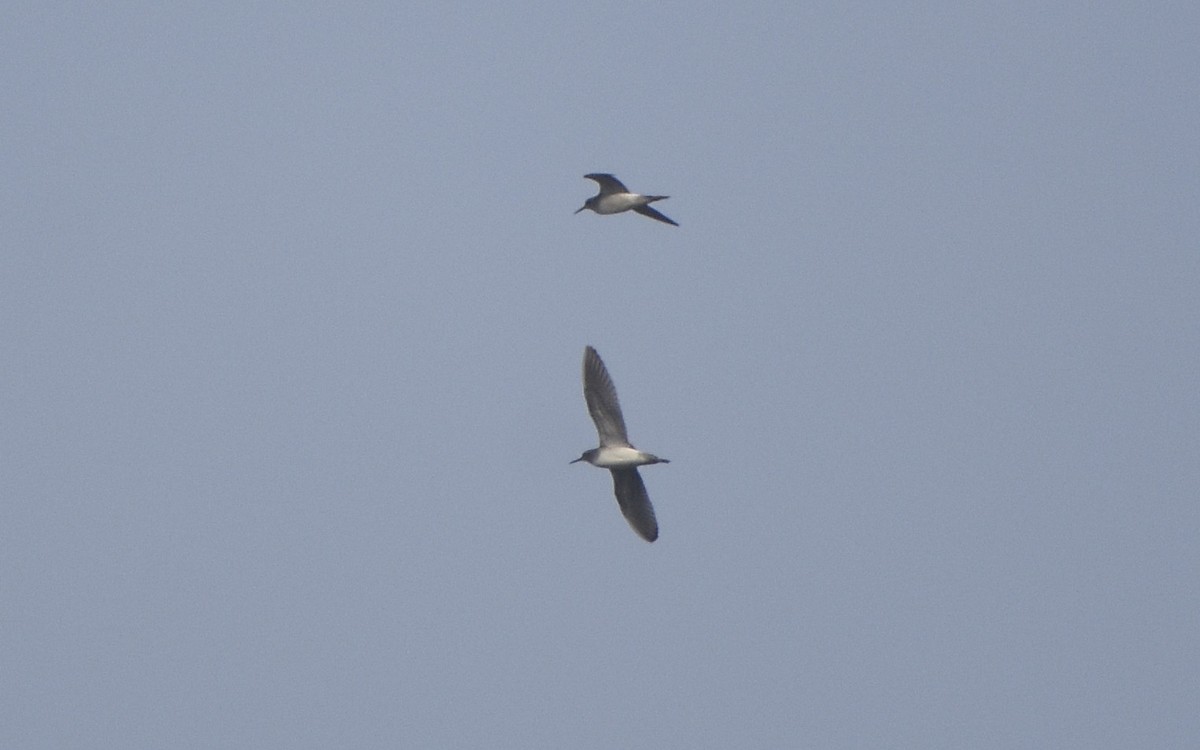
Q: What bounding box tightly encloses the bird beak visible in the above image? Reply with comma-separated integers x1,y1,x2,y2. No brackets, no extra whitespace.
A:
574,205,586,214
569,457,584,464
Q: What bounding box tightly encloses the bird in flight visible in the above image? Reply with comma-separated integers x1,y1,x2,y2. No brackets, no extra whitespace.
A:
571,346,670,542
574,173,678,227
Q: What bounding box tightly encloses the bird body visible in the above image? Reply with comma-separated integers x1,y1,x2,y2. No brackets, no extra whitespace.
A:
575,444,664,469
575,173,678,226
572,346,668,542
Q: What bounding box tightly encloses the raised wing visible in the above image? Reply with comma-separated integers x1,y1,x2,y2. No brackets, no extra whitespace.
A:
582,346,629,446
612,468,658,542
633,204,679,226
583,173,629,195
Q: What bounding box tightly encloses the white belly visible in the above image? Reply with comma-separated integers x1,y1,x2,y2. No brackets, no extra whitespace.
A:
593,193,643,214
591,445,657,468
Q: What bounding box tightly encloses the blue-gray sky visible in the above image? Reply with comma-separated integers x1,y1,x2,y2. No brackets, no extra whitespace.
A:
3,2,1198,747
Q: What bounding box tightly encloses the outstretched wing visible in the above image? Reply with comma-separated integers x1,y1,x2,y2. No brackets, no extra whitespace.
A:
612,468,658,542
583,173,629,194
582,346,629,446
633,204,679,226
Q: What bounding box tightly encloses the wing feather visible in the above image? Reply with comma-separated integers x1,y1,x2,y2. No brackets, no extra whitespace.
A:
612,468,658,542
583,173,629,194
582,346,629,446
633,204,678,226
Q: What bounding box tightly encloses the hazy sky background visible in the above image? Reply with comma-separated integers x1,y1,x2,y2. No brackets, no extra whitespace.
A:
3,2,1198,747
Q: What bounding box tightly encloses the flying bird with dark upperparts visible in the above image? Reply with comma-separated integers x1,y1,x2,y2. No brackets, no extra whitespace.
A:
571,346,670,542
574,173,679,227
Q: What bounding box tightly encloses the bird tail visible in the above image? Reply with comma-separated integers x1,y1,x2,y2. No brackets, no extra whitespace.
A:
644,195,669,204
